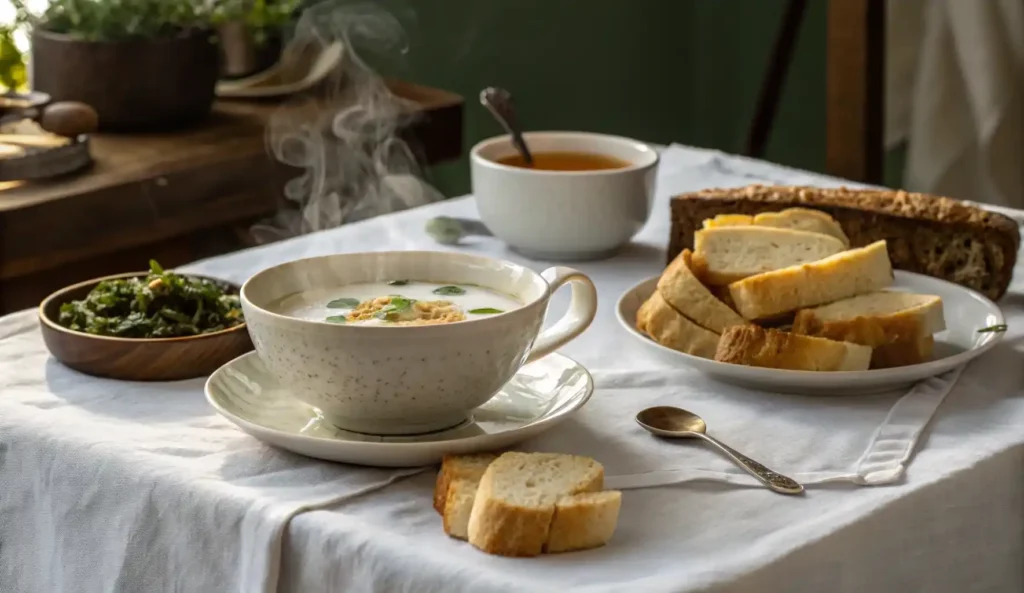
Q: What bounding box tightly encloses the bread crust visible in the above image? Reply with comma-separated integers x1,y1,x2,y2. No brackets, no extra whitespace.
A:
657,249,747,333
466,452,605,557
669,185,1020,300
728,241,894,320
635,291,721,358
434,453,495,514
714,325,872,371
545,491,622,554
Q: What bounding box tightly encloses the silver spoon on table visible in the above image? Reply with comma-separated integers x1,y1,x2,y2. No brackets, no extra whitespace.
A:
479,86,533,166
635,406,804,495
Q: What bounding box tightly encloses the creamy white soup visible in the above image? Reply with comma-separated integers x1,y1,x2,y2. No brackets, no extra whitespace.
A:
269,280,523,326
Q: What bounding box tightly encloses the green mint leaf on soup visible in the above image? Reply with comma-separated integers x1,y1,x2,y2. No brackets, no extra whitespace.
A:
387,280,409,286
327,297,360,309
433,285,466,296
325,315,348,323
469,308,504,315
375,296,414,320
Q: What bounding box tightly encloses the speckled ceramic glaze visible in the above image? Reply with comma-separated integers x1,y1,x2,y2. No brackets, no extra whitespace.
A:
205,350,594,467
240,251,597,435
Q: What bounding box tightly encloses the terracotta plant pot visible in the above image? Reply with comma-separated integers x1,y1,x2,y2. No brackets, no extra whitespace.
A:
30,28,221,132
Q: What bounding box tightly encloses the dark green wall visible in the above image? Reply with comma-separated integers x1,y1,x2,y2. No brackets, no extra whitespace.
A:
378,0,832,196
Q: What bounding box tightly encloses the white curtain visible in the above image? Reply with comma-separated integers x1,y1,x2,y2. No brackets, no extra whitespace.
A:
886,0,1024,209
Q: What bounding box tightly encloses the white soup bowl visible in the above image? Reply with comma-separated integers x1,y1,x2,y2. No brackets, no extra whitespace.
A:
240,251,597,435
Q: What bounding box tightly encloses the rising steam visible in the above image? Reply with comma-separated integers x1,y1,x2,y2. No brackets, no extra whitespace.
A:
252,1,444,243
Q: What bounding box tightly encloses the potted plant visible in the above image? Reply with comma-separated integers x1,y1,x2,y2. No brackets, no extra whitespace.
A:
13,0,301,131
12,0,221,131
215,0,303,79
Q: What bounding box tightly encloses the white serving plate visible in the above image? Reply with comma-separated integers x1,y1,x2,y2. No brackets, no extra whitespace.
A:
205,351,593,467
617,271,1006,395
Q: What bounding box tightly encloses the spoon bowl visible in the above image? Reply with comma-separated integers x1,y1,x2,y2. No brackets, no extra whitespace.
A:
636,405,804,495
636,405,708,436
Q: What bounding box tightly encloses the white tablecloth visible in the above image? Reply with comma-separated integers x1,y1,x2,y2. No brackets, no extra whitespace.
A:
2,145,1023,593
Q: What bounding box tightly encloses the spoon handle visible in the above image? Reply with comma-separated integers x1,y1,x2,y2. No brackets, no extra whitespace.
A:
694,433,804,495
479,87,533,166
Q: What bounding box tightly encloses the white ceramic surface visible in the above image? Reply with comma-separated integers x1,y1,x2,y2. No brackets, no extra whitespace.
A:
240,251,597,435
617,271,1006,395
470,131,659,260
205,350,594,467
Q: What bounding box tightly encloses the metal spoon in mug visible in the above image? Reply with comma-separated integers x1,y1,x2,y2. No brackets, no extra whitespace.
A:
635,406,804,495
479,87,533,166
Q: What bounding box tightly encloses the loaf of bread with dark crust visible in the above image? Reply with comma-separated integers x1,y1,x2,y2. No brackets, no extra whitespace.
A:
669,185,1020,300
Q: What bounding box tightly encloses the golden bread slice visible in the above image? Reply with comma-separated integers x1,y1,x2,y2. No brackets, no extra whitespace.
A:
693,226,847,286
434,453,496,514
715,325,872,371
728,240,894,320
466,452,606,557
871,336,935,369
545,491,622,554
635,291,720,359
753,208,850,246
657,249,747,333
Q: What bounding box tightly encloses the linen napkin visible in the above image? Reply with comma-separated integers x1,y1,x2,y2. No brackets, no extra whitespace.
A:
0,310,422,593
523,366,964,490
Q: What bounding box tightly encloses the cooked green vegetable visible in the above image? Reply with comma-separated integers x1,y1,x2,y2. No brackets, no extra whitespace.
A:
433,285,465,296
326,298,360,309
58,260,243,338
469,308,503,315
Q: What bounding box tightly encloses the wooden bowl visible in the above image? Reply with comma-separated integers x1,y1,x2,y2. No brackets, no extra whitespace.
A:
39,272,253,381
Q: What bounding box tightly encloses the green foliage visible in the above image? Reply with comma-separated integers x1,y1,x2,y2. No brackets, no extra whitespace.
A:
58,260,245,338
11,0,301,43
0,25,27,92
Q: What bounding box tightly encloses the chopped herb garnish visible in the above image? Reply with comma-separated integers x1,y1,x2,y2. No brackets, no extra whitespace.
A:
433,285,466,296
977,324,1008,333
325,315,348,324
375,296,415,321
469,308,504,315
387,280,409,286
326,297,360,309
57,260,243,338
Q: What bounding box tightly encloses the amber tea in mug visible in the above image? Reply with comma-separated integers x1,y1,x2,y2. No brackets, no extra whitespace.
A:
495,151,630,171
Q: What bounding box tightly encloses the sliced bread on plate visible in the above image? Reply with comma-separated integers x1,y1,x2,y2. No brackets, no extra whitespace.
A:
715,325,872,371
728,240,894,320
636,291,721,358
792,291,945,342
466,452,618,557
872,336,936,369
657,249,747,333
693,226,847,286
791,291,944,368
752,208,850,247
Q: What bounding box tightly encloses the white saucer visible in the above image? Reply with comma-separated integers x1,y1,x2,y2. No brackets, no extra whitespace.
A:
205,351,593,467
617,271,1006,395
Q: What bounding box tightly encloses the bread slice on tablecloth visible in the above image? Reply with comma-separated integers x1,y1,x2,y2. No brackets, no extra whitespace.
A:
466,452,618,557
791,291,944,368
635,291,720,359
657,249,747,334
692,226,847,286
434,453,497,539
728,240,894,321
715,325,872,372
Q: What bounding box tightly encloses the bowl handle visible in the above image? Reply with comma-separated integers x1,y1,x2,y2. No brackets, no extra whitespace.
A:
525,267,598,364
